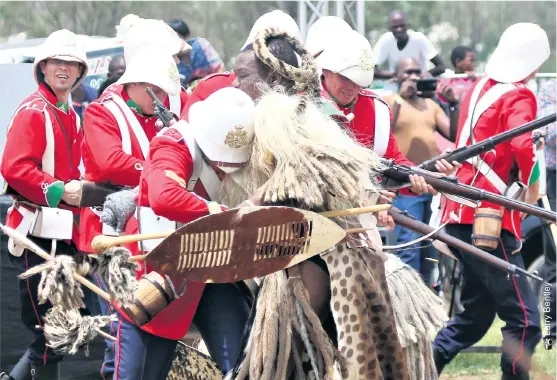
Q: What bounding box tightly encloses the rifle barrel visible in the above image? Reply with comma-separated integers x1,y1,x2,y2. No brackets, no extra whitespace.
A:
419,113,556,172
389,208,544,282
381,165,557,222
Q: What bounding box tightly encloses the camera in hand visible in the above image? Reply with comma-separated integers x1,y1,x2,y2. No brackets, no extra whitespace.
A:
416,78,438,97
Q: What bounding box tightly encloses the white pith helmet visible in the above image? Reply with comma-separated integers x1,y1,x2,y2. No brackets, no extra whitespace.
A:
117,49,181,96
305,16,353,57
189,87,255,164
123,18,192,64
318,29,375,87
485,23,550,83
33,29,88,91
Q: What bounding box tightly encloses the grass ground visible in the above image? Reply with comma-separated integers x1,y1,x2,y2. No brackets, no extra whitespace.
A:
440,318,556,380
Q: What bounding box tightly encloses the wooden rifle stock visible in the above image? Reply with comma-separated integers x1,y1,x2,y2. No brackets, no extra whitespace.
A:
419,113,557,172
380,163,557,223
388,208,544,283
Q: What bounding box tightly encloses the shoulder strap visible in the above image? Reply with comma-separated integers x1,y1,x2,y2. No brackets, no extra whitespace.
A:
104,94,150,159
373,98,390,157
169,93,181,118
172,123,225,202
103,100,132,155
170,122,201,191
7,101,35,133
42,111,55,176
198,164,225,202
458,77,516,148
457,77,517,194
7,100,55,176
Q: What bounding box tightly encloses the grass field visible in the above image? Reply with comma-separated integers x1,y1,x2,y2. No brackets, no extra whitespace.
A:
440,318,556,380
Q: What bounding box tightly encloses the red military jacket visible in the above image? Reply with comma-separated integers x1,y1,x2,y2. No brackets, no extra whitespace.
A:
321,85,415,196
321,85,414,167
181,72,235,120
441,78,539,240
79,83,188,253
1,84,82,245
119,125,226,340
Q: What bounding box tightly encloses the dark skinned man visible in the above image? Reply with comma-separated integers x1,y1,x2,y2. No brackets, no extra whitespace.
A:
373,10,446,82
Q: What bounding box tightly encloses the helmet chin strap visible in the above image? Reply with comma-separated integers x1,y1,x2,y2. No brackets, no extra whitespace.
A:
217,166,240,174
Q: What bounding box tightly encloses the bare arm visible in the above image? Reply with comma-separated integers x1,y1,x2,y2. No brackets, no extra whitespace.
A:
436,82,459,142
429,55,446,77
435,102,459,142
374,65,395,80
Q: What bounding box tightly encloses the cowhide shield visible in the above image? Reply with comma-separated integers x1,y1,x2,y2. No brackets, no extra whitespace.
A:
167,342,221,380
146,206,346,284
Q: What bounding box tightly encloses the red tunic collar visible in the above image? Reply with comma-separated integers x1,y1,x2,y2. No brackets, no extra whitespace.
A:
38,83,64,107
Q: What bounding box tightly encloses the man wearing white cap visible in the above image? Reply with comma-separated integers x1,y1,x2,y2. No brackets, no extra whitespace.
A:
304,15,353,58
318,29,458,228
0,29,89,380
110,87,255,379
433,23,550,380
181,9,301,118
80,18,191,261
80,50,183,378
101,18,191,120
115,17,191,111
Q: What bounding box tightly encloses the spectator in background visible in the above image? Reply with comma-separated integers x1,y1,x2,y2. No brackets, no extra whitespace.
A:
71,82,98,121
97,54,126,95
383,56,459,287
107,54,126,80
167,18,225,89
373,10,446,86
438,46,478,104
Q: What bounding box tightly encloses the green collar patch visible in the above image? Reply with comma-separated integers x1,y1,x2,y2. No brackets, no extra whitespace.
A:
127,99,143,115
56,101,69,113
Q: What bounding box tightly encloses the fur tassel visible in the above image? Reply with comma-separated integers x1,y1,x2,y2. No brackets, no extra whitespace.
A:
384,253,447,380
22,255,86,310
100,189,138,233
42,306,117,355
19,260,56,280
72,252,100,276
96,247,140,309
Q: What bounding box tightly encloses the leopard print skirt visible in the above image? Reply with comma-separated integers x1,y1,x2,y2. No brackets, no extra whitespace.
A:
323,244,408,380
167,342,221,380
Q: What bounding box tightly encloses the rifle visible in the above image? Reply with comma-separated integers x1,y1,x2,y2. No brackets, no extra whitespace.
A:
388,207,544,283
146,87,175,130
419,113,556,172
377,160,557,223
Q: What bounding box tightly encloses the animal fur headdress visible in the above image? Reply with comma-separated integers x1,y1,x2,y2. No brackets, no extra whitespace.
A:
252,27,321,98
238,89,382,212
